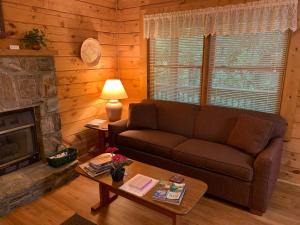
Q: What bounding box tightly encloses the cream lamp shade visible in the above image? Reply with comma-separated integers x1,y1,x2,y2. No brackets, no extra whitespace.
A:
100,79,128,122
100,79,128,100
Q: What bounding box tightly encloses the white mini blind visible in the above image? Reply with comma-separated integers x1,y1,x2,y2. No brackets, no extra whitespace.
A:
149,36,204,104
207,32,289,113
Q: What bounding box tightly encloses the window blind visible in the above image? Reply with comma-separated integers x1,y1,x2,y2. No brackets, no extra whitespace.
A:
149,36,204,104
207,32,289,113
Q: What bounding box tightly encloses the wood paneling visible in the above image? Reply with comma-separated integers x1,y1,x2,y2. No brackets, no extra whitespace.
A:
116,0,300,186
2,0,117,154
3,0,116,20
280,3,300,139
1,175,300,225
0,48,57,56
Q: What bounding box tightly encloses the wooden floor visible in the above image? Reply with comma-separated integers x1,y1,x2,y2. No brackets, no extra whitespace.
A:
1,176,300,225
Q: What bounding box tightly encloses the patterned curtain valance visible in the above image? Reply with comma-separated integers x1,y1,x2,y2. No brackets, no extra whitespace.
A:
143,0,298,39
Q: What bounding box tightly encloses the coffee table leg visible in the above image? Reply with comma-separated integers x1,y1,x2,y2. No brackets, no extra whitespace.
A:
91,183,118,211
172,215,182,225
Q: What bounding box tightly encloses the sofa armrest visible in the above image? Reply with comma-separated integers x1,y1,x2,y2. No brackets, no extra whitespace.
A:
250,138,283,213
254,138,283,179
108,119,128,146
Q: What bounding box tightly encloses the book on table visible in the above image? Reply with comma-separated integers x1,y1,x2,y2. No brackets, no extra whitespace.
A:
153,181,186,205
119,174,159,197
89,153,112,169
128,174,153,190
79,153,113,177
79,162,111,177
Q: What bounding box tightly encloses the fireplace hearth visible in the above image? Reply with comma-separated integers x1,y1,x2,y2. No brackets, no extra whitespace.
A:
0,108,40,175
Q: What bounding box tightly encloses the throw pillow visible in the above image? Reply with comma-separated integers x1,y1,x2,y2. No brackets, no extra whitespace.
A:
127,103,158,130
227,114,274,156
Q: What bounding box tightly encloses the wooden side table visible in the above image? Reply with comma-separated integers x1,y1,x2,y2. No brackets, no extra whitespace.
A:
85,121,109,155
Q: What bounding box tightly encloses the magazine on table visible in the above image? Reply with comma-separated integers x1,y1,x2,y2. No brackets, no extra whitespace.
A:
85,119,106,128
79,153,113,177
79,162,111,177
152,181,186,205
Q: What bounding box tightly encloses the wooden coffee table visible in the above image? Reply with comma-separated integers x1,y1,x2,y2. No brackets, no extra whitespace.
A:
76,161,207,225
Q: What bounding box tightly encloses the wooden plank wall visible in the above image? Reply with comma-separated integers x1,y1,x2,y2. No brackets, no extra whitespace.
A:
117,0,300,186
1,0,117,155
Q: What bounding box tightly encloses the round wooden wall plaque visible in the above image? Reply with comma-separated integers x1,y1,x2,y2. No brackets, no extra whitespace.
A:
80,38,101,67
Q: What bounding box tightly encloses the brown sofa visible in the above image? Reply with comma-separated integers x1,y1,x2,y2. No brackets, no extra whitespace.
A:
108,100,287,214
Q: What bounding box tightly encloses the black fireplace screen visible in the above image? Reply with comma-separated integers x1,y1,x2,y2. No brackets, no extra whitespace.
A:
0,108,39,175
0,127,34,165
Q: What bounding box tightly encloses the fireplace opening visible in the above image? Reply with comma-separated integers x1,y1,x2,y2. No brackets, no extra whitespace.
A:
0,108,40,175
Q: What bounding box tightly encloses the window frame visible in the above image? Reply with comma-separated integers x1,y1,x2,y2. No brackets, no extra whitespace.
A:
147,32,290,114
207,33,289,114
148,36,204,105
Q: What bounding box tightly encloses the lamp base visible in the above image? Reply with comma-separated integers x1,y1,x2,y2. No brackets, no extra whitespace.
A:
105,100,123,122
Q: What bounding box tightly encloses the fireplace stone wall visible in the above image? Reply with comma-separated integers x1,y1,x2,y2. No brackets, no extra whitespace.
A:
0,55,78,216
0,56,62,157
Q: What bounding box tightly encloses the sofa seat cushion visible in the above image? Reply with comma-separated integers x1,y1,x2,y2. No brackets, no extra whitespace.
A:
173,139,254,181
117,130,187,158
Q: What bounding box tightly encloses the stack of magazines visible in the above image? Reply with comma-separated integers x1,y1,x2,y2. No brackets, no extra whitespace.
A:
85,119,106,128
79,153,112,177
153,181,186,205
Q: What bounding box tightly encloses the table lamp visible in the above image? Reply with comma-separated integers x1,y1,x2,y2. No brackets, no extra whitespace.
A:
100,79,128,122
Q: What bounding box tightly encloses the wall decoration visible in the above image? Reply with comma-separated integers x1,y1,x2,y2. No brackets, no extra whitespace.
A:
80,38,101,67
20,28,47,50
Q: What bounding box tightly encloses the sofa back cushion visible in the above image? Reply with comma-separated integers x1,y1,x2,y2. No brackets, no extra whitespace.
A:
227,114,274,156
127,103,158,130
142,100,199,137
193,105,287,144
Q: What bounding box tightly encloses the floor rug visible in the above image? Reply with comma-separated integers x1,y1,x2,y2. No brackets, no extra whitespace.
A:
61,214,96,225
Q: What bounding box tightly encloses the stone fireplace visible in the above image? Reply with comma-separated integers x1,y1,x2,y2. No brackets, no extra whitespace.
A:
0,54,77,216
0,56,61,161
